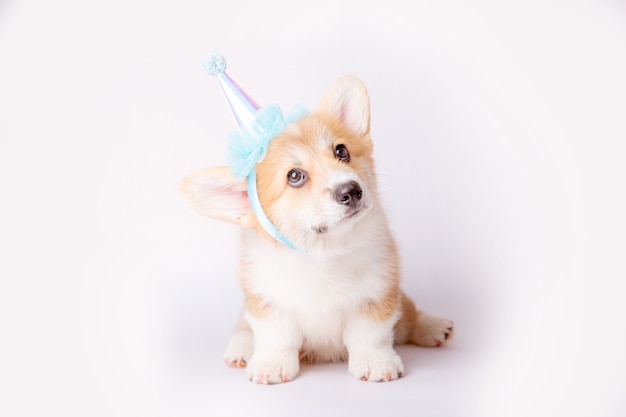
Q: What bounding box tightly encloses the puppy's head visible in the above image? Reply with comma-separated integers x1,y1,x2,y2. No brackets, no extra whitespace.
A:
180,76,377,250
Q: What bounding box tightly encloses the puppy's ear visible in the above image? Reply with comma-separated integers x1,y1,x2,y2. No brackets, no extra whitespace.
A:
319,75,370,137
178,166,254,227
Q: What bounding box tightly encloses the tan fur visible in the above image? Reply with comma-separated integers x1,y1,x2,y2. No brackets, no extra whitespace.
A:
393,293,419,344
365,285,400,322
243,292,271,319
362,241,401,322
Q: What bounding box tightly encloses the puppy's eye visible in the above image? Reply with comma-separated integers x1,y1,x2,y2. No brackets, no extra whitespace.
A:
287,169,307,187
335,144,350,162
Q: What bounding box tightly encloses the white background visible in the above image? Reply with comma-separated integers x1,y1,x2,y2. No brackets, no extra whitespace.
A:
1,1,625,416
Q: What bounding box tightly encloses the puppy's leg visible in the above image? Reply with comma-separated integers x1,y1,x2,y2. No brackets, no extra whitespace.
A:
223,309,253,368
245,312,302,384
394,292,454,347
344,312,405,382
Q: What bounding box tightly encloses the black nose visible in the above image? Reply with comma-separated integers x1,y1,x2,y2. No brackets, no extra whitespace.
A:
334,181,363,208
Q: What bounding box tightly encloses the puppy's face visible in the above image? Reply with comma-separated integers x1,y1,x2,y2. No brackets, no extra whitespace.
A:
256,112,376,246
179,75,376,251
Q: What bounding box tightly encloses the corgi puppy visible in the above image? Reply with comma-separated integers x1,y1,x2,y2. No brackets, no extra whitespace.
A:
179,75,454,384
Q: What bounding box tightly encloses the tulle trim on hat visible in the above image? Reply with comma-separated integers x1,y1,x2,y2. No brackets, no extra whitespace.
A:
226,104,309,181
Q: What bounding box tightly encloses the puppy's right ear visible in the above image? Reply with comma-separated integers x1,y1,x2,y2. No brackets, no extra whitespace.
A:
178,166,254,227
319,75,370,138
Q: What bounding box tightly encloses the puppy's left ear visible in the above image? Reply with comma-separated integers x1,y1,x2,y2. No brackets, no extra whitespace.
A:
319,75,370,137
178,166,255,228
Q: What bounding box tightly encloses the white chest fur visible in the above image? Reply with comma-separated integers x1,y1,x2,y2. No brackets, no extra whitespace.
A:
239,219,396,359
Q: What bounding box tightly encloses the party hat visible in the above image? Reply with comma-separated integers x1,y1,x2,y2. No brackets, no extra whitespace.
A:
204,53,308,250
204,53,260,128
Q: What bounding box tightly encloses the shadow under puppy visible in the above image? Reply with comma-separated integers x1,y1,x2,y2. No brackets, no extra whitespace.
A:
180,69,454,384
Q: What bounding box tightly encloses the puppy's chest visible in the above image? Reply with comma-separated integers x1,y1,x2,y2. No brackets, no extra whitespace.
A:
245,247,389,312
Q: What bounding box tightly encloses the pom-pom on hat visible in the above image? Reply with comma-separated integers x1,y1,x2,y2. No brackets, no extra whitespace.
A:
204,53,308,250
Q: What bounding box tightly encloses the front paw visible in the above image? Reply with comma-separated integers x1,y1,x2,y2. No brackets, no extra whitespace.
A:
349,351,405,382
223,330,253,368
246,355,299,384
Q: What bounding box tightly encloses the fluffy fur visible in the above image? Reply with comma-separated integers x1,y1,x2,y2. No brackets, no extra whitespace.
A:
179,75,454,384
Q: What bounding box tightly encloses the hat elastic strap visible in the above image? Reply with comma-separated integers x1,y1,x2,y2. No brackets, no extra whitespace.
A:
247,170,298,250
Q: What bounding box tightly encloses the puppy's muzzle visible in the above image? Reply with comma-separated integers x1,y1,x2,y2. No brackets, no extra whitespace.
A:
334,181,363,209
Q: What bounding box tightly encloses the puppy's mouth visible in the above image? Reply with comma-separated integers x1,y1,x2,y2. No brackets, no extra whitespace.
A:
312,205,367,235
345,207,362,218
